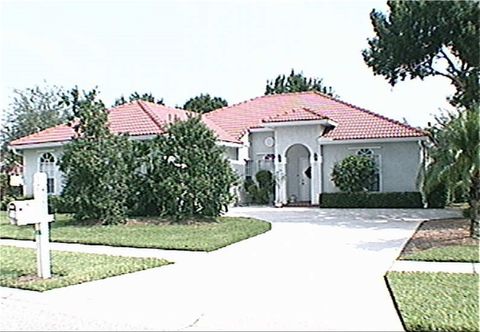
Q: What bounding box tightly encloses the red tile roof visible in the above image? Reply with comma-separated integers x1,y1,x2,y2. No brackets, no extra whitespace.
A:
10,101,240,147
263,107,329,123
205,91,426,140
10,92,426,148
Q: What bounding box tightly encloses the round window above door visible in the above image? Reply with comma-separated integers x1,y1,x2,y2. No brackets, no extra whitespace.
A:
264,136,275,147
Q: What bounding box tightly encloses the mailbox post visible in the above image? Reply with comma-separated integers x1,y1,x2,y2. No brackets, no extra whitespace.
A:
8,172,54,279
33,173,53,279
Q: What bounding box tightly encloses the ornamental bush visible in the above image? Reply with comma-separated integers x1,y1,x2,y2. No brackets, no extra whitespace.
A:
138,116,237,221
59,88,133,225
245,170,275,204
331,155,377,192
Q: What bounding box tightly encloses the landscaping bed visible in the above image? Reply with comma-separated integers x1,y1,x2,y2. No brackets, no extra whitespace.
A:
0,213,271,252
0,245,170,291
399,218,479,263
386,272,479,332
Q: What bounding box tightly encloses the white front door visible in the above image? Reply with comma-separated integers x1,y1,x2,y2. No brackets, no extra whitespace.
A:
298,157,311,201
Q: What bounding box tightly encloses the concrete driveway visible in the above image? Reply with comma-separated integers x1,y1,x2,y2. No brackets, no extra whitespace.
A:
0,207,461,331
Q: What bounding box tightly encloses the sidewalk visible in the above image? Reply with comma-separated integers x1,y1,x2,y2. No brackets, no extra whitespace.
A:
390,259,479,274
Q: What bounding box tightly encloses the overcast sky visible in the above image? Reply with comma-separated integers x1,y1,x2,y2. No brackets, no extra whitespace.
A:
0,0,455,128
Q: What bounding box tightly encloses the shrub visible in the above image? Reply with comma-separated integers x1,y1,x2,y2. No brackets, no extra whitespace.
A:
245,170,274,204
139,116,237,221
331,155,377,192
59,88,132,225
425,183,449,208
48,195,73,214
320,192,423,208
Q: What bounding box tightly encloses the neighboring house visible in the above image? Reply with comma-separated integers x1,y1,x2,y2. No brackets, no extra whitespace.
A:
9,91,427,206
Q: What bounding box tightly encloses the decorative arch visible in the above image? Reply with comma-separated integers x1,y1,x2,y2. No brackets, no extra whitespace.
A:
285,144,311,203
39,152,56,194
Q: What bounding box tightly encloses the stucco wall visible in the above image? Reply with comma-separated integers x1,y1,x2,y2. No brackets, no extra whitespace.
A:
248,131,275,176
322,140,422,193
22,146,65,196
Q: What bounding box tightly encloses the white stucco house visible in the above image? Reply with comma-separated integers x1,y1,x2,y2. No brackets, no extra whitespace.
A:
9,91,428,206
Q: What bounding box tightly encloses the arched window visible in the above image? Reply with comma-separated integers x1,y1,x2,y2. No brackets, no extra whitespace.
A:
39,152,56,194
356,148,381,192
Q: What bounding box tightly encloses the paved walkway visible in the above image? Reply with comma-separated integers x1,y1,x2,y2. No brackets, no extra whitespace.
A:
1,207,462,331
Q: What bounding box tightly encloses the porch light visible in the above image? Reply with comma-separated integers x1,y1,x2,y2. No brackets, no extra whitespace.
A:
314,153,318,161
277,154,282,162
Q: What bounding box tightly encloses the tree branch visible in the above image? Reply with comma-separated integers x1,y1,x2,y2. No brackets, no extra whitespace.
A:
439,47,462,75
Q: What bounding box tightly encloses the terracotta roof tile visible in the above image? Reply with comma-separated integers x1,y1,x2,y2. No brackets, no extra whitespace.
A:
263,107,329,123
10,101,240,147
205,91,426,140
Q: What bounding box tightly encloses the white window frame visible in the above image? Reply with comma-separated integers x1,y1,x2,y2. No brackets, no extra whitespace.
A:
38,152,56,194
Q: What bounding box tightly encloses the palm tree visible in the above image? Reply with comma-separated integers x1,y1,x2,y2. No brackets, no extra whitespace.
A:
423,106,479,238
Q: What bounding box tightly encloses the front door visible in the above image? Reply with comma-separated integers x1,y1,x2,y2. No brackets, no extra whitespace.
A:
298,157,311,201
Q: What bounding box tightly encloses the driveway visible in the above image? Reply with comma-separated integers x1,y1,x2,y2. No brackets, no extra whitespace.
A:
0,207,461,331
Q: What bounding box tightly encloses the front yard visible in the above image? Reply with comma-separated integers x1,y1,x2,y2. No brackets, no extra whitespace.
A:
387,272,479,332
389,217,479,332
0,245,170,291
0,212,271,251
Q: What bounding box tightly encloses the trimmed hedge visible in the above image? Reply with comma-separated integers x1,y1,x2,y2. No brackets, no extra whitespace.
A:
320,192,423,208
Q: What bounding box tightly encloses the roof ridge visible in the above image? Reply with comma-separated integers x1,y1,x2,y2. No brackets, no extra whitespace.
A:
206,91,318,116
310,91,426,135
136,100,165,131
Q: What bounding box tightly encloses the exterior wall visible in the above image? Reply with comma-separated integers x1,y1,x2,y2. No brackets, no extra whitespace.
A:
273,124,324,205
22,146,65,196
248,131,275,176
321,141,422,193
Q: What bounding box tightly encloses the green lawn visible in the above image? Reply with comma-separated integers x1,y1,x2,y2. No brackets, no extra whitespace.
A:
0,212,271,251
0,245,170,291
387,272,479,332
401,245,479,263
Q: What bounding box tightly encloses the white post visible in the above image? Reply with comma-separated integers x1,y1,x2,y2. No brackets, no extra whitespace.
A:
35,221,51,278
33,173,52,279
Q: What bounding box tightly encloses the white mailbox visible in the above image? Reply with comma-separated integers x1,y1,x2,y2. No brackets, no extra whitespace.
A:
7,172,54,279
8,200,53,226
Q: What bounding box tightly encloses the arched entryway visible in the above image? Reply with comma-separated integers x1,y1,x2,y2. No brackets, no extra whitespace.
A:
285,144,311,203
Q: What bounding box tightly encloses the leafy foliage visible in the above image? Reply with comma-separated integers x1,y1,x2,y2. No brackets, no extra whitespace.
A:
114,91,164,106
331,155,377,192
265,69,337,97
245,170,275,204
138,116,237,221
59,88,132,225
423,107,479,237
320,192,423,208
183,93,228,113
363,1,479,109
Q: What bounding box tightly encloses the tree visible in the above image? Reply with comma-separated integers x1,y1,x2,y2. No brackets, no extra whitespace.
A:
265,69,337,97
60,88,132,224
183,94,228,113
139,116,237,221
363,1,479,109
114,92,164,106
423,107,479,238
331,155,377,192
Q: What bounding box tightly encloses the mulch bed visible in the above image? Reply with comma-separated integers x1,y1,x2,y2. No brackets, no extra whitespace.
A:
401,218,479,256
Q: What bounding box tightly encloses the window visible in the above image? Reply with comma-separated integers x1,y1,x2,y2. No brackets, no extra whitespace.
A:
245,159,253,180
39,152,56,194
356,148,381,192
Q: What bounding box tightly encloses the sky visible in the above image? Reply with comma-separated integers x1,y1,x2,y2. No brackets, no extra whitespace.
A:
0,0,455,128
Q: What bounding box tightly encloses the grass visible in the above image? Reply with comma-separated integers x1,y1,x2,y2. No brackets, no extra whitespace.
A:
386,272,479,332
0,212,271,251
401,245,479,263
0,245,170,291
